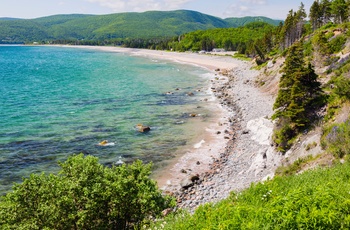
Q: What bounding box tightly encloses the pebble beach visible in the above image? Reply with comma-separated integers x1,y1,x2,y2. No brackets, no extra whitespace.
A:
66,46,283,211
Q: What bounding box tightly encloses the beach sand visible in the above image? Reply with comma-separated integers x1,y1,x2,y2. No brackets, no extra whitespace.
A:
61,45,282,211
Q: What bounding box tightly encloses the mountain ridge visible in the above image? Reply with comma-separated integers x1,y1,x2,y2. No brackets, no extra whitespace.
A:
0,10,282,43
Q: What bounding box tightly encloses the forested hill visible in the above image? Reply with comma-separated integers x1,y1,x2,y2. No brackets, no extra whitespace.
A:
225,16,282,27
0,10,281,43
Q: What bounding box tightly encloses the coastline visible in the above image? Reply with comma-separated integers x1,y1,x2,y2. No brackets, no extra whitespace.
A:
59,45,282,211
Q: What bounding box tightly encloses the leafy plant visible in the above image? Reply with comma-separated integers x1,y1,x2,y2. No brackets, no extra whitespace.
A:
0,154,175,230
322,120,350,158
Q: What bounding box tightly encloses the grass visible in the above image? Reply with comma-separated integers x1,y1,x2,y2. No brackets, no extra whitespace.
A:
151,162,350,229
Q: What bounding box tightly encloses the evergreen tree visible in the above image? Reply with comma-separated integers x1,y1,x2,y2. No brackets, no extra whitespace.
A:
279,3,306,50
320,0,332,25
310,0,322,30
273,42,324,152
331,0,349,23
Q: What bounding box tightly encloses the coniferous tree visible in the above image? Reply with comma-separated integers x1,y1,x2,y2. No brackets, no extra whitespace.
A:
310,0,323,30
279,3,307,50
273,42,324,152
331,0,349,23
320,0,332,24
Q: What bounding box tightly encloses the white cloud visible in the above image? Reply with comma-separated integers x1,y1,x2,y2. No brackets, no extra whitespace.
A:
222,0,269,18
86,0,194,12
239,0,267,5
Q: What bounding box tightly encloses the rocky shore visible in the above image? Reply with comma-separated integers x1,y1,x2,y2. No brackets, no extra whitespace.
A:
65,46,284,212
164,61,283,212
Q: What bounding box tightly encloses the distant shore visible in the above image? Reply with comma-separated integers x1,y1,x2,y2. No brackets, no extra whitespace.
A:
57,45,280,211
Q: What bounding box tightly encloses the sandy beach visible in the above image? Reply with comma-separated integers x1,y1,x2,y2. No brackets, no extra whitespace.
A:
62,45,282,210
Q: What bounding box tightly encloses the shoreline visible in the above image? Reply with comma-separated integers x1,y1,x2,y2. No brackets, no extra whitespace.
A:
56,45,282,211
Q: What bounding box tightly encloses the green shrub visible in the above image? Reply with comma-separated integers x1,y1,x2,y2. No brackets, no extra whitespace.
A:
322,120,350,158
329,35,347,53
0,154,175,230
276,155,314,176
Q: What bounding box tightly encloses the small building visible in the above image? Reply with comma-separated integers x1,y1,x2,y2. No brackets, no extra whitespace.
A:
212,48,226,52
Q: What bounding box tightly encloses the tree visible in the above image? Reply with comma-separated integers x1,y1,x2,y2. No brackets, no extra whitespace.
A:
273,42,324,152
310,0,322,30
320,0,332,25
279,3,306,50
0,154,175,230
331,0,349,23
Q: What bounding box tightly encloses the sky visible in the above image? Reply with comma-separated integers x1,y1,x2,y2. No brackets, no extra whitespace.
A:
0,0,315,20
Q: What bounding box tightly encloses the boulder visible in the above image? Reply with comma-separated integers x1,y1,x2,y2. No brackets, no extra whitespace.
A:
180,174,200,189
180,178,194,189
136,124,151,133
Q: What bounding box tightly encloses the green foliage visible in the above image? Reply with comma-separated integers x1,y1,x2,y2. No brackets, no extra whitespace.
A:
224,16,282,27
272,42,325,152
0,10,281,44
329,34,347,53
153,162,350,229
322,120,350,158
171,22,275,53
275,155,314,176
0,154,174,230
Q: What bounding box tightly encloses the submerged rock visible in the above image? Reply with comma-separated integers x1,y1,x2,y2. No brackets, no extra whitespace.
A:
136,124,151,133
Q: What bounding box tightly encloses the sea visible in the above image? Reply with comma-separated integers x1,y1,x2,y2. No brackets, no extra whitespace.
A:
0,45,217,194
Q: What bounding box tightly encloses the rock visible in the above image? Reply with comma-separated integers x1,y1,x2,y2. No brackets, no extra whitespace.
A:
189,174,200,182
180,178,194,189
196,161,201,165
180,174,200,189
136,124,151,133
187,92,194,96
181,169,187,173
189,113,197,117
162,208,173,216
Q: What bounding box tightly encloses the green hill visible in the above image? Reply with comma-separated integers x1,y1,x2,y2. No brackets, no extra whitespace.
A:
0,10,280,43
225,16,282,27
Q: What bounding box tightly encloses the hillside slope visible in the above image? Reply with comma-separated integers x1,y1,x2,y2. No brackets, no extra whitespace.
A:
0,10,280,43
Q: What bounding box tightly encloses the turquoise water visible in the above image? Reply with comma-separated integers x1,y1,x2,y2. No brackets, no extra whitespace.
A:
0,46,215,194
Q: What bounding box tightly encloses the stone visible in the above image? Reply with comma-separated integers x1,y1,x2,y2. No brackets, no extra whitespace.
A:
136,124,151,133
180,178,194,189
162,208,173,216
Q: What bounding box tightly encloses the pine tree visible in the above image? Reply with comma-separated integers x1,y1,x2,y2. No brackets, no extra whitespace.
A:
320,0,332,25
273,42,324,152
310,0,322,30
331,0,349,23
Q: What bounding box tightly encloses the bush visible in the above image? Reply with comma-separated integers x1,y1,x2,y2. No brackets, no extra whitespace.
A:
0,154,175,230
322,120,350,158
329,35,347,53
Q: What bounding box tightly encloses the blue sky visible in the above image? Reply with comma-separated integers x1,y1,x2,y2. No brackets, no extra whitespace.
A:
0,0,315,20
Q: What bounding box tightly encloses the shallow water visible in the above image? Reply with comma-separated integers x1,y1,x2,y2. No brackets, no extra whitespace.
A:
0,46,215,194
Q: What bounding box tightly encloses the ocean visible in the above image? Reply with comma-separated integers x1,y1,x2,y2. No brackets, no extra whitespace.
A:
0,45,216,194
